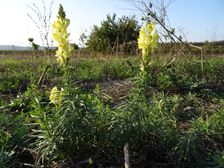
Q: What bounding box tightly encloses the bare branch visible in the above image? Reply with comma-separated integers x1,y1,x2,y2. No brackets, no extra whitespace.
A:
27,0,54,52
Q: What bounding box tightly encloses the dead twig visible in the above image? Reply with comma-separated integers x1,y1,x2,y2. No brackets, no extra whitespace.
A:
124,143,131,168
38,65,49,86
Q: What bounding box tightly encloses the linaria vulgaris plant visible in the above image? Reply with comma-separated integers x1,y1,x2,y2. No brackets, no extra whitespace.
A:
52,4,73,67
138,21,159,75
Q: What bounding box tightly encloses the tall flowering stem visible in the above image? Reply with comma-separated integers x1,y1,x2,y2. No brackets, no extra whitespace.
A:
52,4,73,90
52,4,73,67
138,22,159,77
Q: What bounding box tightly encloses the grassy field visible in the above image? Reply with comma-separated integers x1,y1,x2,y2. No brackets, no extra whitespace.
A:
0,53,224,167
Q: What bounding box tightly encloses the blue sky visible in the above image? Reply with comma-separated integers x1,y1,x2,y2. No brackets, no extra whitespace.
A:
0,0,223,46
168,0,224,41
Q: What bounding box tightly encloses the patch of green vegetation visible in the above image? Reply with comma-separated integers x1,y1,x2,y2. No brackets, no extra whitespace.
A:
1,54,224,167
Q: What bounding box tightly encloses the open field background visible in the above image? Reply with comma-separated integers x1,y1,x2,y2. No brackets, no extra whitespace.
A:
1,51,224,167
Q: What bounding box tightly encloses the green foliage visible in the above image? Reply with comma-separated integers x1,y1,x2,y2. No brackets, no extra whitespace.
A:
1,24,224,168
86,14,140,53
71,43,79,50
28,38,39,51
0,130,13,168
58,4,66,19
0,109,29,168
1,54,224,167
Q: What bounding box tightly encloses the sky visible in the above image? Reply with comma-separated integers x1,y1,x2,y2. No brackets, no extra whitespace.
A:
0,0,223,46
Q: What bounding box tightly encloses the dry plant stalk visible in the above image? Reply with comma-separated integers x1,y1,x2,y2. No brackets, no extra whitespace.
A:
27,0,54,53
124,143,131,168
38,65,49,86
189,44,205,76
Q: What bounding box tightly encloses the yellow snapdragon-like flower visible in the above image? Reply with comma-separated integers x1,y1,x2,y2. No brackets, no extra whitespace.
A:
52,5,73,66
138,22,159,57
49,86,64,107
138,22,159,72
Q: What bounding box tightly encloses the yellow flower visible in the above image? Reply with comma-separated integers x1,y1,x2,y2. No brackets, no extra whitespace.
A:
52,5,73,66
138,22,159,56
49,87,64,107
138,22,159,72
88,158,93,165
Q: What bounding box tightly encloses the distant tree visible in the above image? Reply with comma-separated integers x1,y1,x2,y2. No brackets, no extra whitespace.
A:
28,37,34,43
71,43,79,50
28,37,39,51
86,14,140,53
32,43,39,51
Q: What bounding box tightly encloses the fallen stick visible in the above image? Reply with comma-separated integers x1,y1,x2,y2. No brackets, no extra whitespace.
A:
124,143,131,168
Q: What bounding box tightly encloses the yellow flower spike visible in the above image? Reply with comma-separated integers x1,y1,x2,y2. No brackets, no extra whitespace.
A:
52,4,73,66
138,21,159,72
138,22,159,55
49,87,64,107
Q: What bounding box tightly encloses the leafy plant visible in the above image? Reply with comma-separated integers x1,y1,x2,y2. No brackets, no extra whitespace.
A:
86,14,140,53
